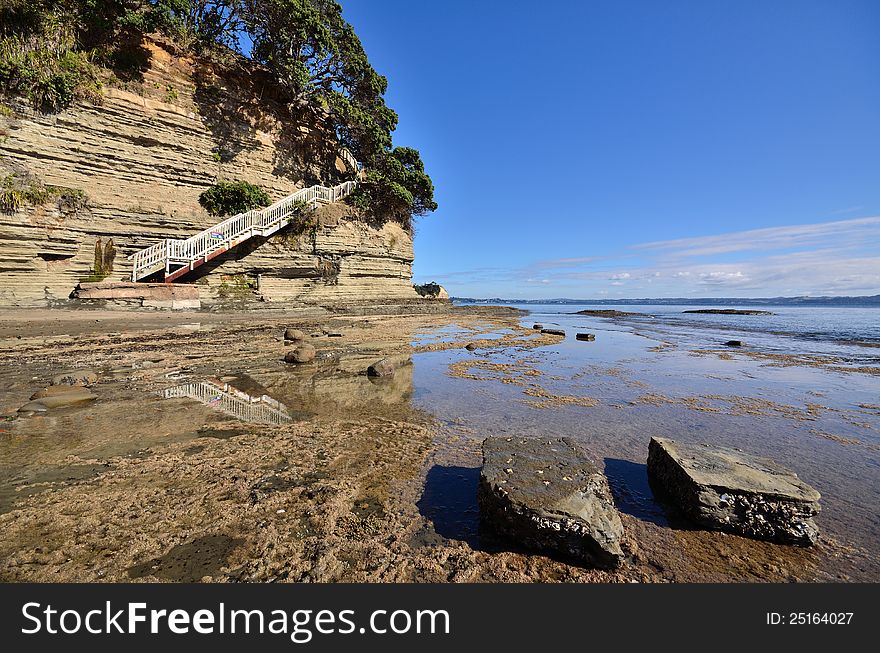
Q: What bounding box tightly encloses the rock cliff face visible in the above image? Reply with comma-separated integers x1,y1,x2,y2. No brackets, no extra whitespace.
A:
0,37,420,308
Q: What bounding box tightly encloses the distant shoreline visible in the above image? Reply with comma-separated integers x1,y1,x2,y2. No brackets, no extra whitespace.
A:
451,294,880,307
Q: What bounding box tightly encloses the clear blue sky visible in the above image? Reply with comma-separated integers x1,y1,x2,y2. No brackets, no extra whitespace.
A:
342,0,880,298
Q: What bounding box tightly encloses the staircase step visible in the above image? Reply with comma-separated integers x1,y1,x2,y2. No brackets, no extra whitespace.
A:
130,174,358,283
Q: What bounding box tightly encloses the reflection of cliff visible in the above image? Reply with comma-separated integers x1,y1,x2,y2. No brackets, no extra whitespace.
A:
163,378,291,425
256,352,414,418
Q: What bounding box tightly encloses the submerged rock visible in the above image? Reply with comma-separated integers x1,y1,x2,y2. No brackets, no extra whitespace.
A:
574,309,639,317
479,436,625,568
724,340,744,347
284,344,316,364
367,358,395,378
683,309,773,315
541,328,565,337
283,328,305,342
647,437,820,546
51,369,98,387
576,333,596,341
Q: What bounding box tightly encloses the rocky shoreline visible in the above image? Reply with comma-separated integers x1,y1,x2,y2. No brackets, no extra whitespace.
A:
0,304,876,583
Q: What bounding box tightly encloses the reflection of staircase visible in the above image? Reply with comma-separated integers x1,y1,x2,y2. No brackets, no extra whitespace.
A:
163,379,291,425
130,150,359,282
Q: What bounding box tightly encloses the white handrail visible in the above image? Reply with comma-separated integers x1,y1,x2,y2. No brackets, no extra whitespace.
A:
130,159,359,282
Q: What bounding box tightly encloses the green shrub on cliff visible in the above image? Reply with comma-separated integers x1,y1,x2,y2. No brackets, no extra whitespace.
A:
0,173,87,212
198,180,271,217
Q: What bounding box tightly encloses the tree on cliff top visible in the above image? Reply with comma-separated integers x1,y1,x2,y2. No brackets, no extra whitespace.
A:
0,0,436,226
153,0,436,226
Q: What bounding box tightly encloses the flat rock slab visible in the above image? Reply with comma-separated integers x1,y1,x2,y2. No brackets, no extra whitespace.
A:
479,436,625,568
541,328,565,336
647,437,820,546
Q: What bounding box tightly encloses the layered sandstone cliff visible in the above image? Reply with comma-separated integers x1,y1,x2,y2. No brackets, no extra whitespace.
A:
0,37,421,308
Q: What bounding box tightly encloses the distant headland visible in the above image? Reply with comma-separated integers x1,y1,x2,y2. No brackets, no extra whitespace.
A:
451,294,880,307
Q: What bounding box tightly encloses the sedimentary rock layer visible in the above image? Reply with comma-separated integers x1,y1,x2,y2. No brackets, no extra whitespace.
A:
0,37,419,307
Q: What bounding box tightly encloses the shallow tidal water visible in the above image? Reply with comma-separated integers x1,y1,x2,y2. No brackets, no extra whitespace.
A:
413,310,880,579
0,308,877,582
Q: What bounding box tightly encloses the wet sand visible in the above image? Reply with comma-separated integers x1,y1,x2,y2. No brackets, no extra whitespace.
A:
0,306,877,582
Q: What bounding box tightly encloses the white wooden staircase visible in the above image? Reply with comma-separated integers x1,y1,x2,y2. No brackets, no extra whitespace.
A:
130,153,359,283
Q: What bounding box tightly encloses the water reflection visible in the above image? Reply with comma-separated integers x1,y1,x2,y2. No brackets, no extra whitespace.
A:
163,378,291,425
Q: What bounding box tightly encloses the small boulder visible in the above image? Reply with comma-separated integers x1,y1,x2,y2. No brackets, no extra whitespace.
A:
724,340,744,347
533,324,543,330
284,344,316,364
576,333,596,341
327,332,343,338
647,437,820,546
367,358,395,378
51,369,98,387
465,343,478,351
479,436,625,568
541,328,565,336
283,328,306,342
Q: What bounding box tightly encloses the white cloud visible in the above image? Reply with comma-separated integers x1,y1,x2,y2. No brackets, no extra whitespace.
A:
420,216,880,298
634,216,880,260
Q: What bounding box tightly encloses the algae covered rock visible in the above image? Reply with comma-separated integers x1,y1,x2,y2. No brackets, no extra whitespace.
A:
479,436,625,568
647,437,820,545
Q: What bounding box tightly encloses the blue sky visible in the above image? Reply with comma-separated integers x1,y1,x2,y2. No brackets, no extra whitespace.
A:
342,0,880,298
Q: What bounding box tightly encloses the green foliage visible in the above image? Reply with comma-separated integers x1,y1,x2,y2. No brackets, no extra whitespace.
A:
0,0,437,223
348,146,436,227
148,0,435,223
413,281,441,298
150,0,245,53
0,1,164,111
0,174,87,212
0,11,102,112
198,179,271,216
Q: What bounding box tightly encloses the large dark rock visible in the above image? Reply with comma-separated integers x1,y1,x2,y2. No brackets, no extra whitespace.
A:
541,328,565,336
647,437,820,546
576,333,596,341
724,340,744,347
465,343,478,351
479,436,625,568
